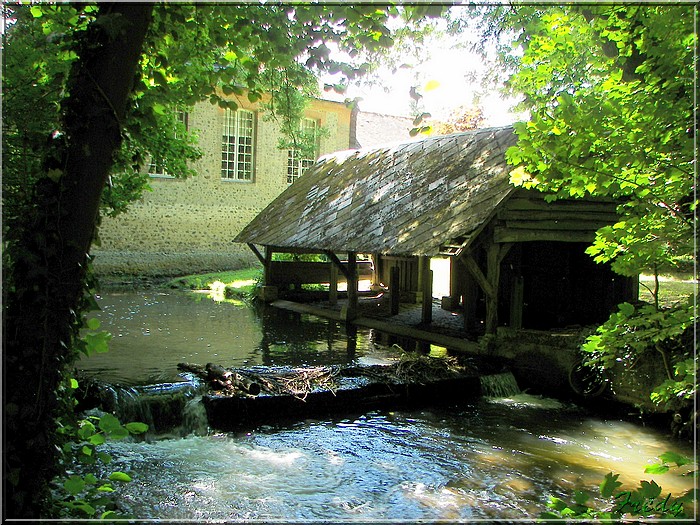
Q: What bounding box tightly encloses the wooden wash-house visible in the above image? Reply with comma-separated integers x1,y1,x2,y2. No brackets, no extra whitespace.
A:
235,126,638,336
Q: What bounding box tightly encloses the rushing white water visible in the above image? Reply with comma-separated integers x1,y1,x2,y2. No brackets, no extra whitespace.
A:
88,398,694,521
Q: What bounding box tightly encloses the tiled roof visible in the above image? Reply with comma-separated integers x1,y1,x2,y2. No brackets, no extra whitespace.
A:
235,125,518,256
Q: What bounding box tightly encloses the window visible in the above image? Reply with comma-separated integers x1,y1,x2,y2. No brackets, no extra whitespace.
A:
287,118,318,184
222,109,255,181
148,111,188,178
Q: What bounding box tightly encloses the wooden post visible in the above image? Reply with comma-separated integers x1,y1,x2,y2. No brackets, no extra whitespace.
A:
345,251,358,322
263,246,273,285
484,243,513,335
418,257,432,324
484,244,500,334
459,243,512,335
390,265,400,315
421,268,433,325
329,261,338,306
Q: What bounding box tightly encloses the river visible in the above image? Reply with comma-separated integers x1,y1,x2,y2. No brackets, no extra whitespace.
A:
77,291,695,521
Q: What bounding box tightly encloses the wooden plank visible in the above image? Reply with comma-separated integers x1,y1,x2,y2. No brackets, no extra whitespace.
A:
498,210,619,222
329,263,338,306
493,228,596,243
501,219,615,231
510,275,524,329
504,197,617,213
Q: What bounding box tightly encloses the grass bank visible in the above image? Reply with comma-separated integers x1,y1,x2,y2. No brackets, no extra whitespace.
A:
166,267,262,299
166,267,695,309
639,274,697,307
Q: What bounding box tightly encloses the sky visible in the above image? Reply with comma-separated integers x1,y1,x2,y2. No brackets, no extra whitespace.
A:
321,22,524,128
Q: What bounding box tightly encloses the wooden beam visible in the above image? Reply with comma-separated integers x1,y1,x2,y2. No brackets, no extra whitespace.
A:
246,243,266,266
493,228,596,243
263,246,273,286
329,262,338,306
390,265,400,315
459,254,495,299
345,251,358,322
324,250,350,280
501,219,615,231
418,256,433,324
498,210,619,222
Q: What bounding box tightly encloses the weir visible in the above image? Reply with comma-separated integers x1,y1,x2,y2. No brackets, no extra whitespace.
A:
86,366,525,435
479,372,521,398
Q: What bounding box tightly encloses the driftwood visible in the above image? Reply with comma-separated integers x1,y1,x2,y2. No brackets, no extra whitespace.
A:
179,354,472,402
177,362,261,396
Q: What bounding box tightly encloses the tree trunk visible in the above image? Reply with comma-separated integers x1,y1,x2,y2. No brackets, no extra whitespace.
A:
2,3,152,517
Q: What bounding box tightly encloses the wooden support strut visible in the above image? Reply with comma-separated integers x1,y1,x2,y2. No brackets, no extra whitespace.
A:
246,243,266,266
324,250,350,281
458,243,512,335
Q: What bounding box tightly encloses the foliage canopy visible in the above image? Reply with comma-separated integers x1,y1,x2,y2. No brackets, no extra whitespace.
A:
472,3,697,407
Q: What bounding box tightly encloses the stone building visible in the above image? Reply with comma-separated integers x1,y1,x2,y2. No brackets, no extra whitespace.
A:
93,96,414,277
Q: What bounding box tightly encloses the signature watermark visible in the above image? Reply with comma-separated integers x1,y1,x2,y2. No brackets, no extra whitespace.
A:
615,491,684,518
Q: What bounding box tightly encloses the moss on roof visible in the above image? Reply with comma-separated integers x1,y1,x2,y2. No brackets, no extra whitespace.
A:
235,125,518,256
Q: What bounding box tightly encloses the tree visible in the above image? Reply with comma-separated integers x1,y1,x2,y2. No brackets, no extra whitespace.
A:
430,103,486,135
474,4,696,408
1,2,446,517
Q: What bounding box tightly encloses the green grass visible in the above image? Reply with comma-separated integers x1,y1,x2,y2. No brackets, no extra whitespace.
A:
167,267,262,295
639,275,697,307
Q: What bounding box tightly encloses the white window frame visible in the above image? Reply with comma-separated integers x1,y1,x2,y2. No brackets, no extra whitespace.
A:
222,109,255,181
287,118,318,184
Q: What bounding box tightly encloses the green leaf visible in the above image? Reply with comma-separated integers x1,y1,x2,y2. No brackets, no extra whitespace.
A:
644,463,670,474
77,421,96,440
108,471,132,482
99,413,129,439
617,302,635,317
88,433,106,446
84,473,98,485
547,497,568,511
574,490,590,505
638,480,662,500
30,5,43,18
85,317,100,330
600,472,622,498
64,474,85,495
125,421,149,434
659,451,690,467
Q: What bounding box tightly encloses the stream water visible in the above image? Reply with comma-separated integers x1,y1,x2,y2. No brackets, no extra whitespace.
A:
77,291,695,521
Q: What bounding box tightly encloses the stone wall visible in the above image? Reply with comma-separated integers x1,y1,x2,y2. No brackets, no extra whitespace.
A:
93,97,352,277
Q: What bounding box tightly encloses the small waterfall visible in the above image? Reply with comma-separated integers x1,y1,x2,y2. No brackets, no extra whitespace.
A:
182,395,210,436
479,372,521,398
87,381,210,436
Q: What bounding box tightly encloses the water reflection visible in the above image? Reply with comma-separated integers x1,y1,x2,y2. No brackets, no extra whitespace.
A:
79,292,401,384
